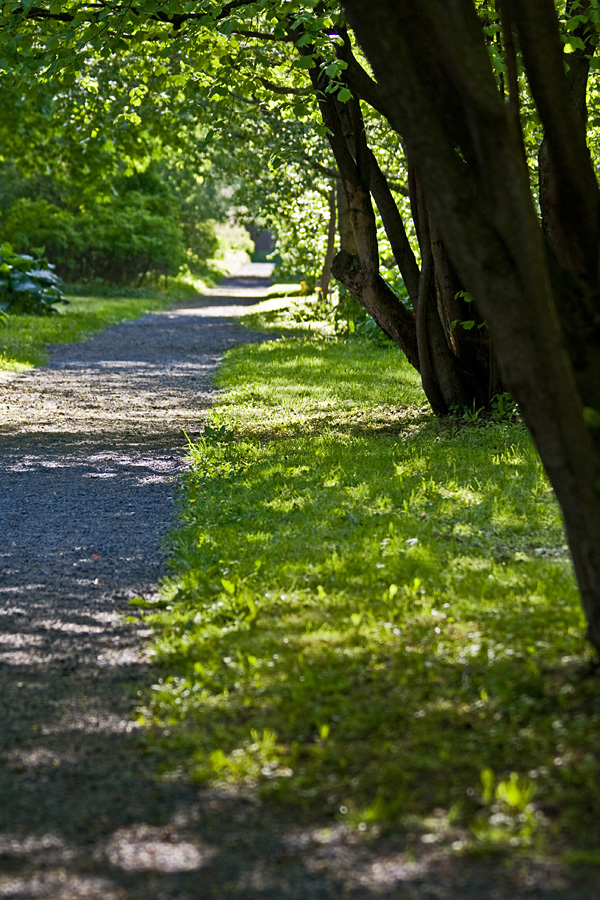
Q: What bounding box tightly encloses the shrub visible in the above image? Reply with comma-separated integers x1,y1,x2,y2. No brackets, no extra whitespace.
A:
77,193,188,284
183,218,219,272
0,242,67,316
1,193,188,285
2,197,83,265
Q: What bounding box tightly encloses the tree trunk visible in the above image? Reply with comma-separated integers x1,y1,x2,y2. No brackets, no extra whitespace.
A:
315,62,501,411
332,249,419,369
319,187,337,302
342,0,600,654
412,172,478,411
337,178,357,255
340,40,502,411
310,68,421,369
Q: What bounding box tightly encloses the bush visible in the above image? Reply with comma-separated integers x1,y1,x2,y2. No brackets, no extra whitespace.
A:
182,217,219,269
77,193,187,284
1,193,188,285
0,167,252,287
2,197,83,264
0,242,67,316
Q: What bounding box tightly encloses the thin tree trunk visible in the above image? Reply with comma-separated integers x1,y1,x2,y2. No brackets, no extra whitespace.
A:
310,69,421,368
332,250,420,369
319,187,337,301
413,178,476,411
337,178,357,255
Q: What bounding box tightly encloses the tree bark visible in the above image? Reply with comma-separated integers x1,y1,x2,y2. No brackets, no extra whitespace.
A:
509,0,600,283
363,145,420,303
531,1,600,419
337,178,358,255
319,187,337,302
412,172,479,412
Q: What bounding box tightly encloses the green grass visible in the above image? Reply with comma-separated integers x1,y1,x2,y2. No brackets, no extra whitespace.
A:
138,331,600,864
0,294,173,372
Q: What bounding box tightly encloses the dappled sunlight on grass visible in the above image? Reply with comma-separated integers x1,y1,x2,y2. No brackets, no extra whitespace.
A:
213,337,426,436
139,333,600,864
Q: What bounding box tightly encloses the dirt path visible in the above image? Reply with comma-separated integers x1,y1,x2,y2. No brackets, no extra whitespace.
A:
0,264,594,899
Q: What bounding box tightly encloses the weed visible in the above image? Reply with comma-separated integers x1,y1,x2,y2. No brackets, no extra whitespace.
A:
469,769,542,850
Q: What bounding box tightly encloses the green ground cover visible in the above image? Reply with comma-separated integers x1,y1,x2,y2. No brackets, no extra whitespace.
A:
0,293,173,372
139,326,600,863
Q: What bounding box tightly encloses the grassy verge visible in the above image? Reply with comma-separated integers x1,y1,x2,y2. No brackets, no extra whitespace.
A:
137,331,600,864
0,294,174,372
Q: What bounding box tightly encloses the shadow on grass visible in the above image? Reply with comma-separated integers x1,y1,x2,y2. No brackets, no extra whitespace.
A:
142,419,600,898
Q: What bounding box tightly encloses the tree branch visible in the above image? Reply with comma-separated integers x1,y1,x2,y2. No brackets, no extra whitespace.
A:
257,76,312,96
332,250,419,367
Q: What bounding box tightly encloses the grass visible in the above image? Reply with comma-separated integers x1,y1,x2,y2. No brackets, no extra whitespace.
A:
137,330,600,864
0,293,174,372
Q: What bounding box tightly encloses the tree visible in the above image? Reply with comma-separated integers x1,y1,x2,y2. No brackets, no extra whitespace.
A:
341,0,600,653
0,59,248,283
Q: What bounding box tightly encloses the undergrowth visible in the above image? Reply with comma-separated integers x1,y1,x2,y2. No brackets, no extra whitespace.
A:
137,331,600,865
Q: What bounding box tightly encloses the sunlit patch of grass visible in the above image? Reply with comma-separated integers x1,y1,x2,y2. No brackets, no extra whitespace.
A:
0,294,172,371
242,290,340,337
139,333,600,866
209,336,426,436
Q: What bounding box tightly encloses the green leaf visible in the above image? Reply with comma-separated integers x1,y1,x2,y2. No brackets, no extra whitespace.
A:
455,290,474,303
294,55,315,69
565,14,588,31
564,36,586,52
337,87,352,102
292,101,310,118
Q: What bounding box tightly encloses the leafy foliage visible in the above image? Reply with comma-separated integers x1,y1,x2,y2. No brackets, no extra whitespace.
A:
0,171,204,285
0,242,66,316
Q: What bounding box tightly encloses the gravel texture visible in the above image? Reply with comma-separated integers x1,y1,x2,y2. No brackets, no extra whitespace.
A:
0,264,597,899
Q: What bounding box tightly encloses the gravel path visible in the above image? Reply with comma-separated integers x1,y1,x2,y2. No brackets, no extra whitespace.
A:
0,264,596,899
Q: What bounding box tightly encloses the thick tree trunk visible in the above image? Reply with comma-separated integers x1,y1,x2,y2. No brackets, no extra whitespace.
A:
343,0,600,654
